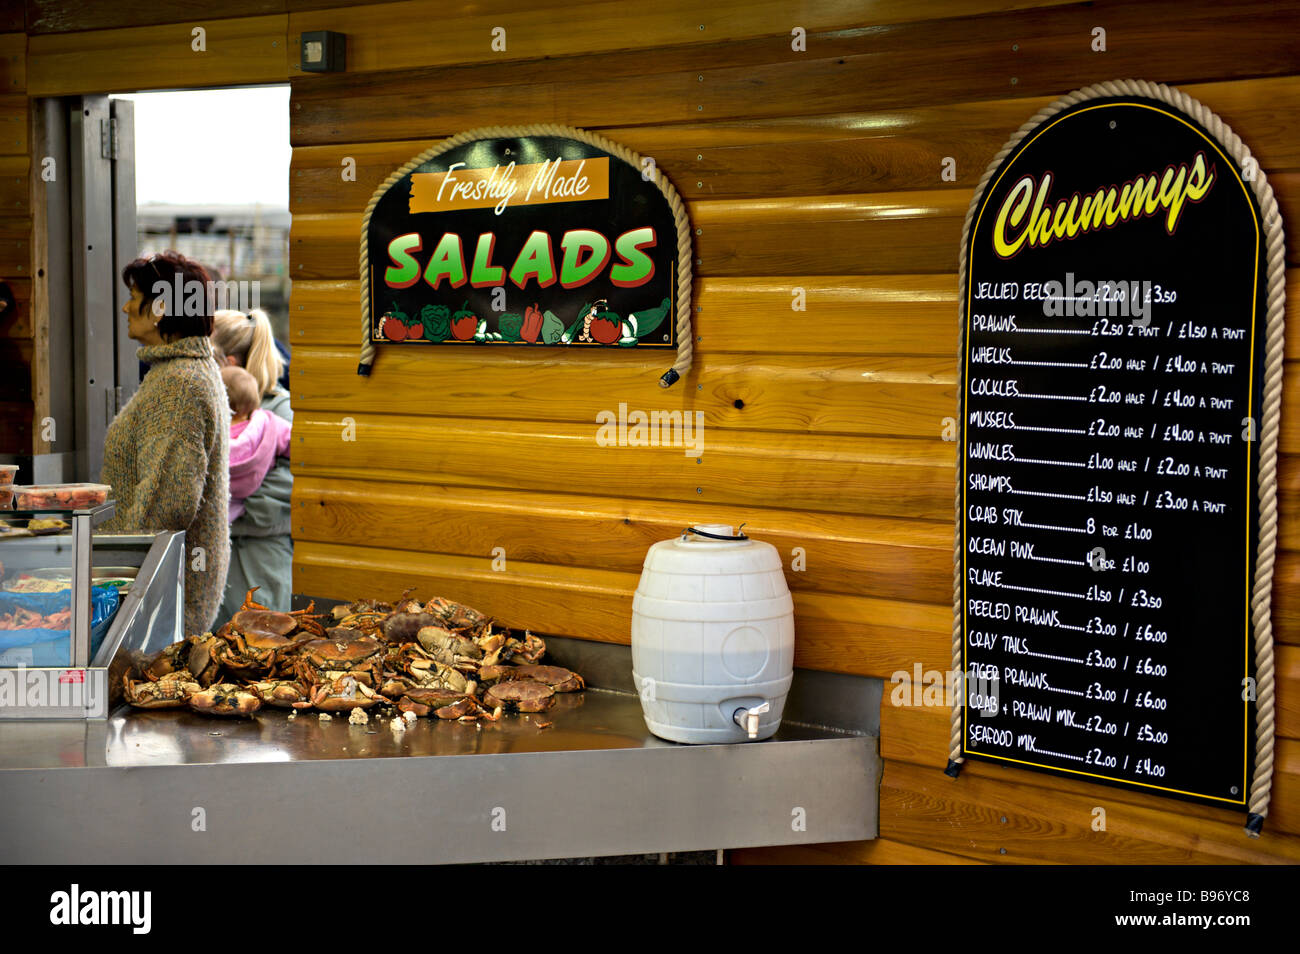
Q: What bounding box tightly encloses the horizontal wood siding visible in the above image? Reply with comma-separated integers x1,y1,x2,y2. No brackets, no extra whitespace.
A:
8,0,1298,864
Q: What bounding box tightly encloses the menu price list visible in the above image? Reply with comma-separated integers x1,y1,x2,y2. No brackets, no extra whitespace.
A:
961,277,1253,805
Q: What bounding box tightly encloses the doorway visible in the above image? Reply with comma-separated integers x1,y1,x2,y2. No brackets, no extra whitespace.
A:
35,85,291,483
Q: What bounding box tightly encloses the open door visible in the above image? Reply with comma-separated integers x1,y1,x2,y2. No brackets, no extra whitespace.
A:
37,94,137,483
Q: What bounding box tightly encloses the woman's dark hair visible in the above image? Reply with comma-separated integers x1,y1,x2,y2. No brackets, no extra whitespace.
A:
121,250,214,338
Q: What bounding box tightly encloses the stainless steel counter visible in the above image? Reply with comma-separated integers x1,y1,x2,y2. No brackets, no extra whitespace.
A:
0,688,878,863
0,609,882,863
2,687,850,769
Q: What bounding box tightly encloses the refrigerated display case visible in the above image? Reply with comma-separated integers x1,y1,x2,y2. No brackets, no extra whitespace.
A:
0,500,186,718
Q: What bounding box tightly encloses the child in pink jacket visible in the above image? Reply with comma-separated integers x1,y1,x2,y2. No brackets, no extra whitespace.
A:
221,365,291,524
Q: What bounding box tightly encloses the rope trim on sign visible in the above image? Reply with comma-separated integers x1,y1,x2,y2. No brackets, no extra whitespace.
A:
357,124,694,387
949,80,1285,833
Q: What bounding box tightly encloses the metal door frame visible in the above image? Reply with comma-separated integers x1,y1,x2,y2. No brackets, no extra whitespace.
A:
35,95,136,483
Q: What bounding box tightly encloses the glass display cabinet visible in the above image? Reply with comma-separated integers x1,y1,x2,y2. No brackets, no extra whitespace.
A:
0,502,186,719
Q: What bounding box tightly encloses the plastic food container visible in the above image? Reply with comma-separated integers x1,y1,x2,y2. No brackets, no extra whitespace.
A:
0,488,12,508
0,586,121,667
11,483,111,510
92,566,138,594
2,569,74,593
0,465,16,486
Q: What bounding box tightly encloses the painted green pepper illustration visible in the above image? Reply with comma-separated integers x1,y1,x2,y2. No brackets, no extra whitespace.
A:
541,309,565,344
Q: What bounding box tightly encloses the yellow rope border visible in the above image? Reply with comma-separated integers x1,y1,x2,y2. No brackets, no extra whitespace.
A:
356,124,694,387
949,80,1285,835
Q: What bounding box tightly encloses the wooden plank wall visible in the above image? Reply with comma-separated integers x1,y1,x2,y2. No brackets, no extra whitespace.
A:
16,0,1300,864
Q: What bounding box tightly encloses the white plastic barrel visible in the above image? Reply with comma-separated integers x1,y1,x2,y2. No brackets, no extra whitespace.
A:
631,525,794,743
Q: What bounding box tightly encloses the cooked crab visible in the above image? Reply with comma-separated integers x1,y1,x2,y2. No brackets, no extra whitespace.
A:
247,678,313,709
141,640,191,679
395,689,498,722
475,629,506,659
506,631,546,665
309,673,384,711
185,633,229,686
403,655,471,694
483,680,555,713
475,664,519,687
433,695,500,722
123,670,200,708
224,587,327,640
214,630,311,678
382,612,440,644
332,612,387,638
383,641,433,674
330,596,393,635
378,672,418,700
294,635,385,688
479,630,546,667
416,625,482,667
395,687,473,718
381,641,469,690
188,682,262,717
422,596,491,636
507,665,585,692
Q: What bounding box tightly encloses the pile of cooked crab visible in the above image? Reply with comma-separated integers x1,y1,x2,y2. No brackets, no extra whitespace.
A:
122,589,583,721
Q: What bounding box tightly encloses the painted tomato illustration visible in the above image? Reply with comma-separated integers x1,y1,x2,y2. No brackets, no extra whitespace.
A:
381,316,408,341
450,301,478,340
589,314,621,344
404,321,424,339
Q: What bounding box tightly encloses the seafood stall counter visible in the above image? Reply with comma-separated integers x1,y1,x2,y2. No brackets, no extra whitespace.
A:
0,597,880,864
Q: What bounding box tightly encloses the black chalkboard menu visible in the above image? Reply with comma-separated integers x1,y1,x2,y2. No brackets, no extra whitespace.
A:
958,95,1271,808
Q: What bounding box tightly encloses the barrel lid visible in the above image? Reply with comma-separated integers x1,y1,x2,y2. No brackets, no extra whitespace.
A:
643,523,783,575
680,524,748,543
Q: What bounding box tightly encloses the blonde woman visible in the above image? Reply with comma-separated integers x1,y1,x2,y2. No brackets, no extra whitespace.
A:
211,308,294,620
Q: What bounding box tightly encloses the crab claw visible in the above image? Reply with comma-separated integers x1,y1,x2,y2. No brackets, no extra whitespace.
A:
241,587,271,612
397,697,431,718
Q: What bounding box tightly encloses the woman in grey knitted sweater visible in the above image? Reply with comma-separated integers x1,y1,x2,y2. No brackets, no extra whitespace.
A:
101,252,230,636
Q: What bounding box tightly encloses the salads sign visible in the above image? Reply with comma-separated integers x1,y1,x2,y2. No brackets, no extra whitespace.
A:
365,133,682,349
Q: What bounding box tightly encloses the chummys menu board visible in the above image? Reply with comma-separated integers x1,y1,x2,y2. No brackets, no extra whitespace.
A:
958,96,1270,808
